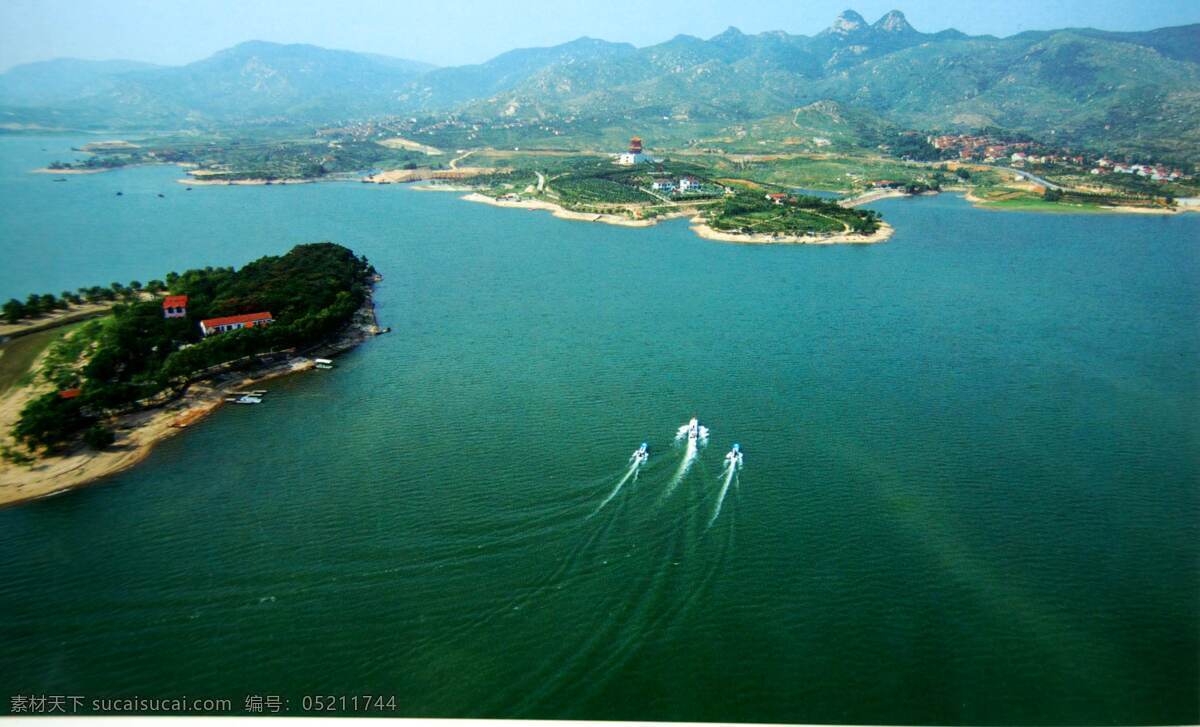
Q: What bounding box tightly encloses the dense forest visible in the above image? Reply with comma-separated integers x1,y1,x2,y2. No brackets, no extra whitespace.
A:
12,242,376,452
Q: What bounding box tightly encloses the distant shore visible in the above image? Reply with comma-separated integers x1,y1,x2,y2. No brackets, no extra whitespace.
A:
460,191,893,243
176,176,318,186
962,189,1190,215
690,218,895,245
0,285,384,509
460,192,674,227
839,189,912,207
32,167,109,175
363,167,498,184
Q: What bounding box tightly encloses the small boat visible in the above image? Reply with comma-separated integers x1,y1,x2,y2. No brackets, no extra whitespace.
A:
227,395,262,405
724,443,743,468
115,191,123,196
52,178,67,182
686,417,709,443
314,357,334,370
157,193,165,198
631,442,649,465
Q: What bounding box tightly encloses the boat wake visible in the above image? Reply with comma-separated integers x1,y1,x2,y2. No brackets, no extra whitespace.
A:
590,462,640,517
663,438,697,498
674,421,710,442
709,461,738,527
665,418,708,498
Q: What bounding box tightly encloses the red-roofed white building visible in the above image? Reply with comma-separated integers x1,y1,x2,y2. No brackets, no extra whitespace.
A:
162,295,188,319
199,312,274,337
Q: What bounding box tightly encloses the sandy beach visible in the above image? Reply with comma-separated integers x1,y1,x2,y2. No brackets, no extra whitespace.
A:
363,167,497,184
839,189,910,207
411,183,478,193
461,192,668,227
0,288,384,509
0,360,312,508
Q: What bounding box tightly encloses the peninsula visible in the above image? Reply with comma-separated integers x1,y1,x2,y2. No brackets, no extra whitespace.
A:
0,243,384,507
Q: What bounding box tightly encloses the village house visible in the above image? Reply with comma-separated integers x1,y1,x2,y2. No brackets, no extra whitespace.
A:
199,312,274,337
651,178,676,192
766,192,789,205
678,176,701,193
162,295,188,319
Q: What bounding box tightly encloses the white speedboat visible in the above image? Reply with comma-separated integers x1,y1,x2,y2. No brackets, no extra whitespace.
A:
676,417,709,442
230,395,262,405
631,442,649,465
724,443,743,467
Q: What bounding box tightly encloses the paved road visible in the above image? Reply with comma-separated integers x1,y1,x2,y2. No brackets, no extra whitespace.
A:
1000,166,1064,191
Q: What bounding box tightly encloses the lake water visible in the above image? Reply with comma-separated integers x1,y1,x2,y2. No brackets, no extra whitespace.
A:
0,136,1197,724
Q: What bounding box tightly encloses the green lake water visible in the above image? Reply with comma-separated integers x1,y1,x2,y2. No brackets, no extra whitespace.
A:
0,136,1197,724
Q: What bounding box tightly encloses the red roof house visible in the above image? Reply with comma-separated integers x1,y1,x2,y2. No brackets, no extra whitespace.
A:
59,388,81,399
162,295,188,319
199,312,274,337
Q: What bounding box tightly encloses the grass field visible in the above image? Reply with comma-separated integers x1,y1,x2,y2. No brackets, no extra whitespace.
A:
710,208,845,234
0,323,85,393
699,153,943,193
551,177,658,205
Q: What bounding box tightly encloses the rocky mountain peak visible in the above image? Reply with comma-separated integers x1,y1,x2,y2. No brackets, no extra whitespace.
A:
828,10,868,35
874,10,916,34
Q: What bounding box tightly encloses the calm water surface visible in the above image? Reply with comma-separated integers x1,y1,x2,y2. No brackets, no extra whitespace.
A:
0,136,1197,724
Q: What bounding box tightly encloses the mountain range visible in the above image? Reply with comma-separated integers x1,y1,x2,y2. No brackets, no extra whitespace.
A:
2,10,1197,159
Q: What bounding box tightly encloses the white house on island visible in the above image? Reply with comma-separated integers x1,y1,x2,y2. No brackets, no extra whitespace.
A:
199,312,275,337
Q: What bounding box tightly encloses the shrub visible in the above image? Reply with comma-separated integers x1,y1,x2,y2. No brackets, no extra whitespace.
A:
83,424,116,450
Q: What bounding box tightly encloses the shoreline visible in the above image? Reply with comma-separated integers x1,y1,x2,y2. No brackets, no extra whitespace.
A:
0,285,385,509
460,192,668,227
839,189,912,207
32,167,109,175
411,183,478,193
689,218,895,244
176,176,319,186
962,188,1189,215
362,167,498,184
461,191,893,243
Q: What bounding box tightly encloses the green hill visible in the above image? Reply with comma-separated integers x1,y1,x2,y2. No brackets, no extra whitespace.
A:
1,10,1196,159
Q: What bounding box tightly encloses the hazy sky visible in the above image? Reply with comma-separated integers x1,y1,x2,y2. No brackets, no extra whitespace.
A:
1,0,1197,72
